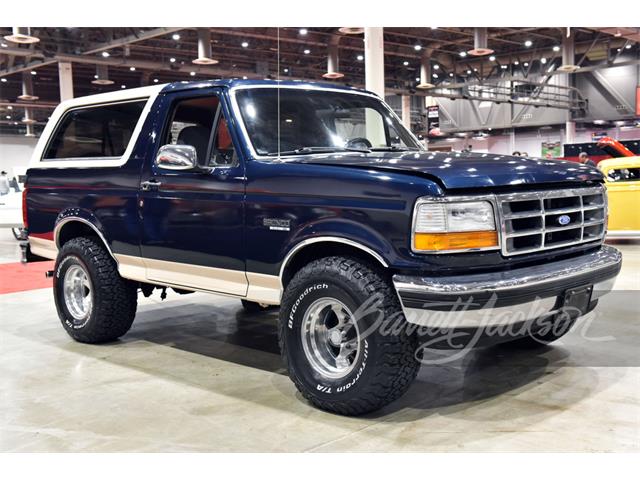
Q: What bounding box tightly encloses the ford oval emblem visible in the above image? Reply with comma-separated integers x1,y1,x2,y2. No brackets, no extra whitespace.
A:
558,215,571,226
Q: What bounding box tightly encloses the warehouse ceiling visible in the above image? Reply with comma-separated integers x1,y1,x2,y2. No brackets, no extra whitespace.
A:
0,27,637,133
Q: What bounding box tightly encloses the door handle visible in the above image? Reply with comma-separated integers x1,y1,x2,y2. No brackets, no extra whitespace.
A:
140,179,162,191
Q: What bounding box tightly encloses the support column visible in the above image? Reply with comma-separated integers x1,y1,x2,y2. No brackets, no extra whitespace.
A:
565,121,576,144
560,34,577,144
58,62,74,102
364,27,385,98
364,27,385,146
401,95,411,130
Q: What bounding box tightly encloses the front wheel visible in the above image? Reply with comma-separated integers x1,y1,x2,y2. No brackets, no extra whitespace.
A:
279,256,419,416
53,237,137,343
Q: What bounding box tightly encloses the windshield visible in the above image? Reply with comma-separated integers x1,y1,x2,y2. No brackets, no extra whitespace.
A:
234,87,423,157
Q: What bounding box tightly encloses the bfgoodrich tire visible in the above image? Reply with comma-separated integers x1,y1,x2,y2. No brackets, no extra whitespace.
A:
53,237,137,343
279,256,420,416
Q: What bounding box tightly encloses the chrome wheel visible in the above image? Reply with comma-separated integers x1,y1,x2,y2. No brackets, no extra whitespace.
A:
63,264,93,323
300,298,360,379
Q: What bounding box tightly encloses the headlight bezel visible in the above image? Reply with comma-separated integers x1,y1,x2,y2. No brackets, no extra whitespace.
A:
411,195,502,254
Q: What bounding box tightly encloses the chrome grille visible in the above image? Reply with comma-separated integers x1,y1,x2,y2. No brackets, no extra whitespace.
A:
497,186,607,256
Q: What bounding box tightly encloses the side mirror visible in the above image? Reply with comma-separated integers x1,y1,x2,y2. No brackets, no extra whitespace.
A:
155,144,198,171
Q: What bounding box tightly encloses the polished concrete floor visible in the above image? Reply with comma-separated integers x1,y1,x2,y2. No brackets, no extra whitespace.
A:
1,229,638,452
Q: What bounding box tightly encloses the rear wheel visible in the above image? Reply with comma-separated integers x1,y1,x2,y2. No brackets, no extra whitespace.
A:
279,256,419,416
54,237,137,343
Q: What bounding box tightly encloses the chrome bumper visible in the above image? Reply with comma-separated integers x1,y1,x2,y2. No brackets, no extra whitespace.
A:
393,245,622,328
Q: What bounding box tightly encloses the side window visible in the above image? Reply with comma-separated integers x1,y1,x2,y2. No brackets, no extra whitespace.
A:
607,168,640,182
44,100,146,160
163,95,236,168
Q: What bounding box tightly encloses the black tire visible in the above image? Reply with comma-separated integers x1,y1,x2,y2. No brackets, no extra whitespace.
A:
502,314,577,349
279,256,419,416
53,237,137,343
241,299,276,312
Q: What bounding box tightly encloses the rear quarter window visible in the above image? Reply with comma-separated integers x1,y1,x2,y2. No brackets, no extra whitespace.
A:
43,100,147,160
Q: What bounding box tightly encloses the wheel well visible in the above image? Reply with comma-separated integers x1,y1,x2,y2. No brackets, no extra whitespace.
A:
281,241,387,288
56,220,101,249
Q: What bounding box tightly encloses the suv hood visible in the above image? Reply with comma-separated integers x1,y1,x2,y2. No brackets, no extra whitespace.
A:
290,151,603,190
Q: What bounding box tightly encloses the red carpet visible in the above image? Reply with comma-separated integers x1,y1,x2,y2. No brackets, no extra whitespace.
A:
0,261,55,294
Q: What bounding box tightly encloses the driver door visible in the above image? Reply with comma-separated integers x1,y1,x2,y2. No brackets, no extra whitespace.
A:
138,89,247,295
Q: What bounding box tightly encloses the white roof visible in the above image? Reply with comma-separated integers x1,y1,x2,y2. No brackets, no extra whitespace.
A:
56,84,166,111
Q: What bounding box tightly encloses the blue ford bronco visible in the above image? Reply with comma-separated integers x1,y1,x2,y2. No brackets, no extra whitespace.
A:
23,79,622,415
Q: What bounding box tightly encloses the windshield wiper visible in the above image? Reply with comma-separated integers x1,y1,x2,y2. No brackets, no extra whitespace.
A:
265,146,371,156
369,146,416,152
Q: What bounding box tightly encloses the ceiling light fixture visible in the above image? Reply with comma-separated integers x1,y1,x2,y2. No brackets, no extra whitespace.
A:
459,51,467,57
0,78,6,82
129,66,136,71
433,64,440,70
356,54,363,61
553,45,560,52
524,40,533,47
169,57,176,63
241,41,249,48
299,28,308,35
540,57,547,64
489,55,496,61
190,71,196,76
30,70,36,75
172,33,181,41
303,49,310,54
625,44,632,49
414,45,422,51
403,61,409,66
153,78,159,83
101,51,110,58
338,27,364,35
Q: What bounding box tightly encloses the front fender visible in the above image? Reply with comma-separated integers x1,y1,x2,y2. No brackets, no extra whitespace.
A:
280,218,393,268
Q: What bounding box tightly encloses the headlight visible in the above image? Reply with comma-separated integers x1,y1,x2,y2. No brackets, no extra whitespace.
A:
412,199,499,253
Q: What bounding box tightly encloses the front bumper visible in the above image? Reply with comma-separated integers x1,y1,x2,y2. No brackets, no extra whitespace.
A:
393,245,622,328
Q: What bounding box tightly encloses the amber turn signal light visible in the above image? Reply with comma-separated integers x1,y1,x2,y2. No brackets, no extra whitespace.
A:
414,231,498,252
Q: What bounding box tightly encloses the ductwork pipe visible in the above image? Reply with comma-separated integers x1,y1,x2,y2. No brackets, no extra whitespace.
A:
559,33,579,72
22,107,36,137
17,72,39,101
4,27,40,44
468,27,493,56
323,37,344,79
92,65,114,85
417,51,434,89
193,28,218,65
